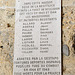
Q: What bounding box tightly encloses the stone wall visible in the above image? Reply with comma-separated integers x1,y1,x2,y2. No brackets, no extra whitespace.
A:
0,0,75,75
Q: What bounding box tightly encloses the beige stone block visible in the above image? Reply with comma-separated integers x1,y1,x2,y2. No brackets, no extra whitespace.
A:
5,8,15,28
0,55,13,75
0,8,15,75
0,29,14,75
0,8,15,29
62,6,75,75
0,0,15,7
0,9,6,29
5,0,15,7
62,0,75,6
0,0,5,7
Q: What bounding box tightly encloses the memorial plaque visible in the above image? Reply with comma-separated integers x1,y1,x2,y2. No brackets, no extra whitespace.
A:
13,0,62,75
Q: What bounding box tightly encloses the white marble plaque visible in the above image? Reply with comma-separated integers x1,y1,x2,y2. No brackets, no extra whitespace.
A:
13,0,62,75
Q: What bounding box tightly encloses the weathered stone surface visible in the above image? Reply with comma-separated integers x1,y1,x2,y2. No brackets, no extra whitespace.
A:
62,6,75,75
0,0,75,75
62,0,75,6
0,0,15,7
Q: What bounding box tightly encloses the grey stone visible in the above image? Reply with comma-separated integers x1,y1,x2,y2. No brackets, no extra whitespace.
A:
63,44,70,56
